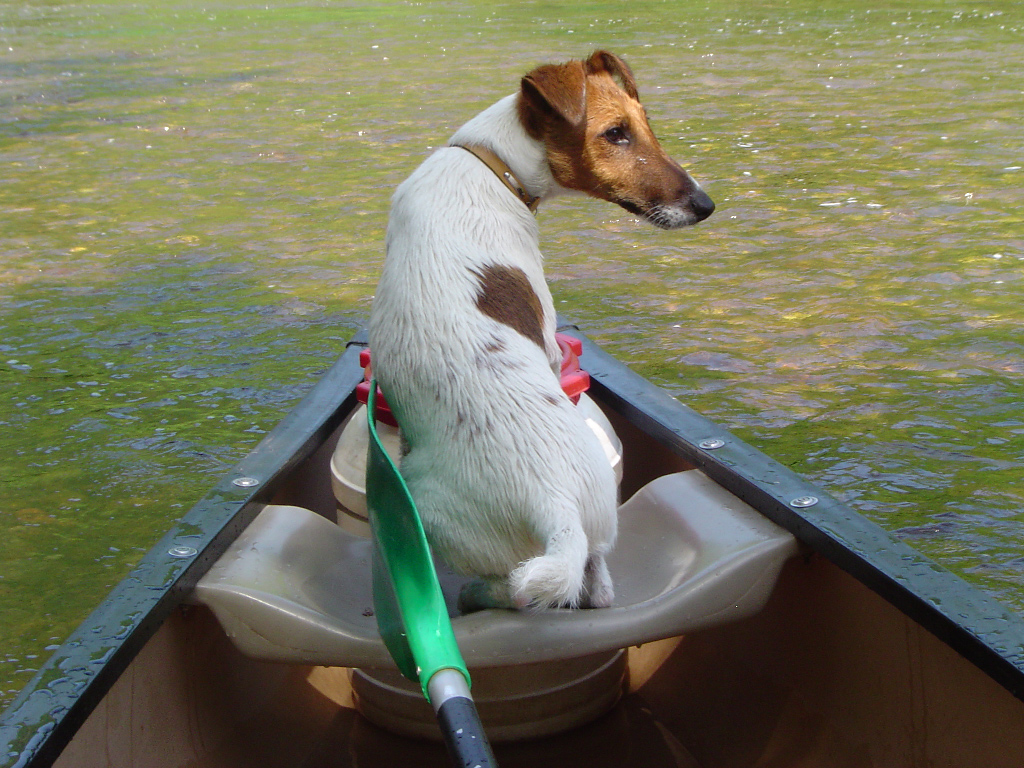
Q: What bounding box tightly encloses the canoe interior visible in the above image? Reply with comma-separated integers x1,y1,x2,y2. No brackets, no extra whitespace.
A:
53,399,1024,768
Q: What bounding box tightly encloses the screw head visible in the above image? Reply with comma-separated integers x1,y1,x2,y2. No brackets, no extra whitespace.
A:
699,438,726,450
790,495,819,509
168,545,198,559
232,476,260,488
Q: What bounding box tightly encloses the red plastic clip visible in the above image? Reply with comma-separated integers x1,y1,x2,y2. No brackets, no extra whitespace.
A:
556,334,590,404
354,348,399,428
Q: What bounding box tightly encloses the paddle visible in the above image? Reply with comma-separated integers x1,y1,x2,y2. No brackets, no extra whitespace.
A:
365,383,498,768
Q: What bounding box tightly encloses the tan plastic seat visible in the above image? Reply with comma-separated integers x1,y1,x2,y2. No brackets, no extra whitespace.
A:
195,470,797,669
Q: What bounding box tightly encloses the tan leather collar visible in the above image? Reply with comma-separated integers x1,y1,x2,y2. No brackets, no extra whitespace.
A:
453,144,541,213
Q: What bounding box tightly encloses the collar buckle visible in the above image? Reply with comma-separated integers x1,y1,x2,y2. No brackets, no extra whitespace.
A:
453,144,541,213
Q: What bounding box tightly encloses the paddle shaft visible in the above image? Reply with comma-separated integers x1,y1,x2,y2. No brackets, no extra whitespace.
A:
428,669,497,768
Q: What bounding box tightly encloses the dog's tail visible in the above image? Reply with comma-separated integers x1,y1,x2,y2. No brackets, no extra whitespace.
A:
510,523,590,609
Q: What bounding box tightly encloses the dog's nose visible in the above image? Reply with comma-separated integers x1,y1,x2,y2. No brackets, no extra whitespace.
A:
691,189,715,222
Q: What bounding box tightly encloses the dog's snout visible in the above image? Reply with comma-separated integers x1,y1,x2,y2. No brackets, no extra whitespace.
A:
670,166,714,224
690,188,715,222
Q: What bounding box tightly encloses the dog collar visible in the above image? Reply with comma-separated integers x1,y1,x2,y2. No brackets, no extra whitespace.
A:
453,144,541,213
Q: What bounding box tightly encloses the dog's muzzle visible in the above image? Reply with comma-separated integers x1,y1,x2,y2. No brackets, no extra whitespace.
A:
642,188,715,229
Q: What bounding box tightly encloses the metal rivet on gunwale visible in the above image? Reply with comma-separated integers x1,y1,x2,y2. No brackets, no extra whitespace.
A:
699,438,726,450
168,545,198,559
790,496,819,509
232,476,260,488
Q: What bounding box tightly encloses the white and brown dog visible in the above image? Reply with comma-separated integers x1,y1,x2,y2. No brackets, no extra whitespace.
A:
368,51,714,611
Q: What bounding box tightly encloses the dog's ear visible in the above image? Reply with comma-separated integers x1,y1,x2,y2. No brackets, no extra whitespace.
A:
519,60,587,132
584,50,640,100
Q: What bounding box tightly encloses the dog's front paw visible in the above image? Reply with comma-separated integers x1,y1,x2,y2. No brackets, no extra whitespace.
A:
582,553,614,608
584,580,614,609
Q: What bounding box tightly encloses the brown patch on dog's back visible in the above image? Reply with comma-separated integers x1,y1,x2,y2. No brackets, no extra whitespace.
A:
472,265,544,349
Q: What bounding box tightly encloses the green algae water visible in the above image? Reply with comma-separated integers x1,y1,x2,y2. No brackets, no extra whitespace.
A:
1,0,1022,706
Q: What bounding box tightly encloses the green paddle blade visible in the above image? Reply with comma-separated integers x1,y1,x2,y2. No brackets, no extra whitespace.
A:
365,383,470,698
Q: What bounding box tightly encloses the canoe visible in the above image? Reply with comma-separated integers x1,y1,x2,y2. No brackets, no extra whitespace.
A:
4,324,1024,768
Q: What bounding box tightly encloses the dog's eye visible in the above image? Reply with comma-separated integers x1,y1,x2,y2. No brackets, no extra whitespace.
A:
602,126,629,146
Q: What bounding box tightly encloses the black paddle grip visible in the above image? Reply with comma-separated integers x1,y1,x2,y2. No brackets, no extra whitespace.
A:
436,695,497,768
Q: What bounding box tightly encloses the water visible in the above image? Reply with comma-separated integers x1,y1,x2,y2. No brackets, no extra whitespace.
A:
1,0,1022,706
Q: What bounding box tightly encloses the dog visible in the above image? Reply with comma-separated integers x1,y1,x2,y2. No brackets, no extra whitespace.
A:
368,51,714,611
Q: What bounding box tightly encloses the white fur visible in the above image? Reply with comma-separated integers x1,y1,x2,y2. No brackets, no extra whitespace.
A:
368,94,618,610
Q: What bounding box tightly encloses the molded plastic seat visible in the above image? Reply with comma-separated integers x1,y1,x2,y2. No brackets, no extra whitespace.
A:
195,470,797,669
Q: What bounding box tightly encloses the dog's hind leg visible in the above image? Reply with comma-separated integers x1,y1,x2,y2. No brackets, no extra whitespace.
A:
510,519,589,609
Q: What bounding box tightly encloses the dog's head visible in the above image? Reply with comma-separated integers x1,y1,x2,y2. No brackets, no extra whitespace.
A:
518,51,714,229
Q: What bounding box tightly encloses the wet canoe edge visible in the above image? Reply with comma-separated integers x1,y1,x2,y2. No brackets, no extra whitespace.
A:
4,323,1024,767
0,334,369,768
